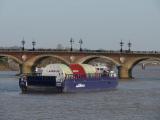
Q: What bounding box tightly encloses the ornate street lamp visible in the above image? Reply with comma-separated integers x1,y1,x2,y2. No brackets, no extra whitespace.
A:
70,38,74,51
120,40,124,52
79,39,83,51
128,41,132,52
21,37,25,51
32,41,36,51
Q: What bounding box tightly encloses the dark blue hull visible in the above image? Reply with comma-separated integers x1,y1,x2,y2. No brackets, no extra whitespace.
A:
63,77,118,92
19,76,118,93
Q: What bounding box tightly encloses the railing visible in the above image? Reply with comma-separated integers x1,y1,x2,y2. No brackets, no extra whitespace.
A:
0,48,160,54
65,73,116,80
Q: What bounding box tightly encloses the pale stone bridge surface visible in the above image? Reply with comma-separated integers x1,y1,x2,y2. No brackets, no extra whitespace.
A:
0,49,160,79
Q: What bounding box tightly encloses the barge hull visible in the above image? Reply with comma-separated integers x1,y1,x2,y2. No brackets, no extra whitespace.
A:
63,77,118,92
19,76,118,93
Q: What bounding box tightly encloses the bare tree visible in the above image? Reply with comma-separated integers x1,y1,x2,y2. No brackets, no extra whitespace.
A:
56,44,64,50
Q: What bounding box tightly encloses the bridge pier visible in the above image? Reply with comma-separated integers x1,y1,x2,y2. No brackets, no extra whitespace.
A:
118,66,132,79
22,63,32,74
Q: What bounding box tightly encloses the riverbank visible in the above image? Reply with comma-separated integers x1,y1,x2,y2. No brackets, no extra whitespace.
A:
0,63,19,71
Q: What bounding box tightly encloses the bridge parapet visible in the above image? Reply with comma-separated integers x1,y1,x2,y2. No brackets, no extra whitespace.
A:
0,49,160,54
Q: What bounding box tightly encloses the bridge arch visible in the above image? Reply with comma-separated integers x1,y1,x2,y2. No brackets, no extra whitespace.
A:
0,54,23,64
0,54,23,74
127,57,160,78
76,55,121,77
76,55,121,66
23,54,70,73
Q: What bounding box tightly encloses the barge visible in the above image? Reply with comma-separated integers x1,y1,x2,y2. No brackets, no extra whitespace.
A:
19,64,118,93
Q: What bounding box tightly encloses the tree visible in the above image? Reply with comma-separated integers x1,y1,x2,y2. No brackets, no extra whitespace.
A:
56,44,64,50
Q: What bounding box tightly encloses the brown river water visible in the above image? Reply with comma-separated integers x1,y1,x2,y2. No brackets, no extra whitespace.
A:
0,65,160,120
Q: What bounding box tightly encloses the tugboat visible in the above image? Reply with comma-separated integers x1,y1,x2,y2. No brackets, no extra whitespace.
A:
19,63,118,93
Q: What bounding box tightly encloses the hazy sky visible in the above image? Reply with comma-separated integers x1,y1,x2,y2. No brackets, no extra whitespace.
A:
0,0,160,51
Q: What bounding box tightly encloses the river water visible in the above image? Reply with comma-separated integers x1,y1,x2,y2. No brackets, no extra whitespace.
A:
0,66,160,120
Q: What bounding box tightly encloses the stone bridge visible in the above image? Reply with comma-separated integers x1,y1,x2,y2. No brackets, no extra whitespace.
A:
0,50,160,79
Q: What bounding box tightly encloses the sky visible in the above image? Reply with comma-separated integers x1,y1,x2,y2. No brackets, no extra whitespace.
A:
0,0,160,51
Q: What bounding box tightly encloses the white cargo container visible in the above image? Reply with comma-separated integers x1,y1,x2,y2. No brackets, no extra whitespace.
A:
42,64,73,82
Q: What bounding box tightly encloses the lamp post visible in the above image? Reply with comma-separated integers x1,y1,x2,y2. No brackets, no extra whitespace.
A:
128,41,131,52
120,40,124,52
70,38,74,51
79,39,83,51
32,41,36,51
21,38,25,51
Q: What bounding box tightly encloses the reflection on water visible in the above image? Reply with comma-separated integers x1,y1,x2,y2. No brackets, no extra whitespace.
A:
133,65,160,80
0,71,19,92
0,66,160,120
0,71,18,77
